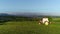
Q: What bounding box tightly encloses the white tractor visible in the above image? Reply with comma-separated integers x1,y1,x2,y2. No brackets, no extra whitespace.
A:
39,17,50,25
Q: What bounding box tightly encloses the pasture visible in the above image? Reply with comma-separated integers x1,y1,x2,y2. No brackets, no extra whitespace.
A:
0,18,60,34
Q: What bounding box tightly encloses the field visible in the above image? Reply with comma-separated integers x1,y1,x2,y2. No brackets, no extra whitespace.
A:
0,18,60,34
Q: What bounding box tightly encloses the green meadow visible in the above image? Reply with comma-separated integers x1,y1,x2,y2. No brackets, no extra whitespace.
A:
0,18,60,34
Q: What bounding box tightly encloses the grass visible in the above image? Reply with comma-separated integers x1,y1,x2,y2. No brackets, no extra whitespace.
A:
0,18,60,34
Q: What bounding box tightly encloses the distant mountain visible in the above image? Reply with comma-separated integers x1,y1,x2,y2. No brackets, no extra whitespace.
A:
13,12,44,17
0,13,15,17
0,13,59,18
0,13,9,16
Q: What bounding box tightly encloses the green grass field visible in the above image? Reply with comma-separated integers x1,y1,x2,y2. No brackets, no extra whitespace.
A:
0,18,60,34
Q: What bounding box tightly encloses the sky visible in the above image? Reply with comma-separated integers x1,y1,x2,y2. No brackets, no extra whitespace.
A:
0,0,60,16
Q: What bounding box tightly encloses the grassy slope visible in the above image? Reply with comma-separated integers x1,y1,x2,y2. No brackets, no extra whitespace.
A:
0,18,60,34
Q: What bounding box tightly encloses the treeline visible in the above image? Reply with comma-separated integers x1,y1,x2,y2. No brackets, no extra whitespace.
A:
13,16,39,21
0,16,39,22
0,16,53,22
